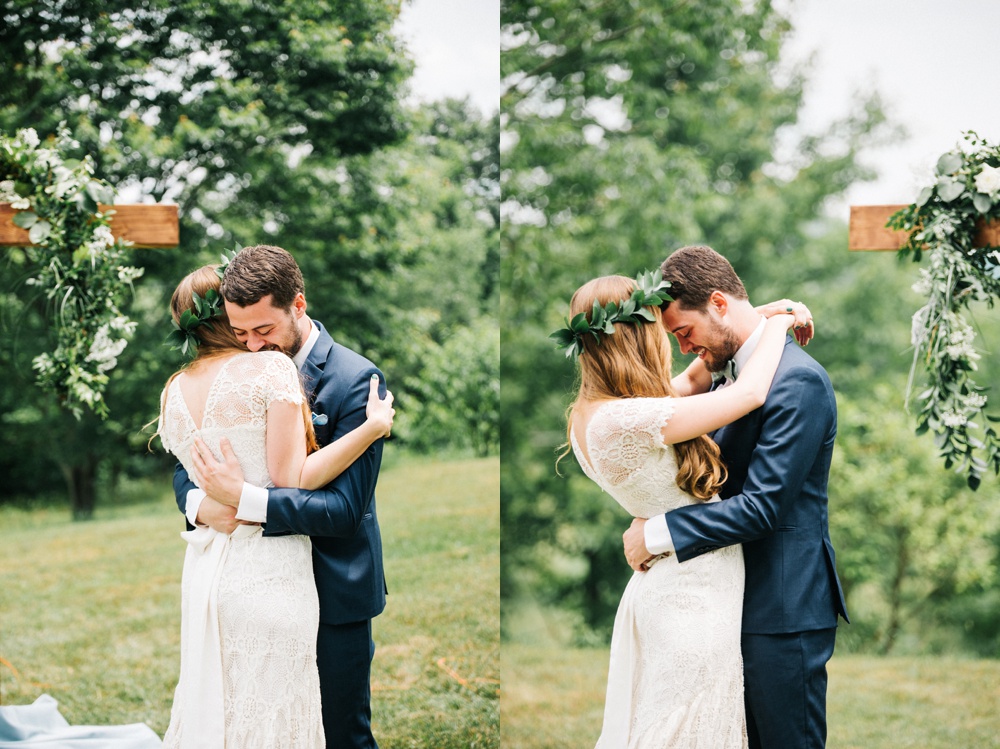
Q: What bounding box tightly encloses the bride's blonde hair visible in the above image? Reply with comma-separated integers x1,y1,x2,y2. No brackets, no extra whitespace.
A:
562,275,727,500
152,265,318,454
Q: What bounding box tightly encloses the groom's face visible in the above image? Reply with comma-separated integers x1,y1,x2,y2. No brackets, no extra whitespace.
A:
661,302,741,373
225,294,304,356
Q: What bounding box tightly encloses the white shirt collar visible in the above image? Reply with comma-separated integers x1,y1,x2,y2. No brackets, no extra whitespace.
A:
292,320,320,371
732,316,767,377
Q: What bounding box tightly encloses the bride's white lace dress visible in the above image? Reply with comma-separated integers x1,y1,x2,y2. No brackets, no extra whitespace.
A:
572,397,747,749
158,351,323,749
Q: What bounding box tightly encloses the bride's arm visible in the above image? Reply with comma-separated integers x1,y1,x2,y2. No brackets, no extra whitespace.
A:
671,300,813,397
755,298,814,346
661,314,794,444
267,375,394,491
671,358,713,397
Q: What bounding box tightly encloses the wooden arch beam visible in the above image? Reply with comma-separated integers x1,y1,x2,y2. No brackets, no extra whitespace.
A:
0,204,179,249
849,204,1000,251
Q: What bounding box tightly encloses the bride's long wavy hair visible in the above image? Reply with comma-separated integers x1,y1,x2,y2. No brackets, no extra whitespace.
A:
561,275,726,500
152,265,318,454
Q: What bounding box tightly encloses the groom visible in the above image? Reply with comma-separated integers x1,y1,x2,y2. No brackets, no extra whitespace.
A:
174,244,387,749
623,245,849,749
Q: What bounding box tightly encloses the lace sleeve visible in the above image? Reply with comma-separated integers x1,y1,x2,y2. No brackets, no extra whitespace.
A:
262,352,306,407
586,397,676,486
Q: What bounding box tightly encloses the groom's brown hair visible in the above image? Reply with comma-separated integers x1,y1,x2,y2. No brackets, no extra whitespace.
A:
221,244,305,309
659,245,748,309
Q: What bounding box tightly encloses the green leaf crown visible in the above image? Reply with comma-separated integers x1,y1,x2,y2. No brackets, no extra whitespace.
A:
215,245,239,281
550,270,673,359
167,288,224,356
167,245,239,356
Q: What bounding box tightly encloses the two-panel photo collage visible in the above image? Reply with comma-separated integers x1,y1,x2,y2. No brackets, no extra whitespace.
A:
3,0,1000,747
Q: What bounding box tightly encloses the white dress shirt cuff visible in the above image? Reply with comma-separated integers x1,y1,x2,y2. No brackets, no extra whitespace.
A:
235,482,269,524
186,489,207,527
644,513,675,556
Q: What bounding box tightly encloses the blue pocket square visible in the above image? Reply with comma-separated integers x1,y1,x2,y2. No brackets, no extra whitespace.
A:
311,412,329,426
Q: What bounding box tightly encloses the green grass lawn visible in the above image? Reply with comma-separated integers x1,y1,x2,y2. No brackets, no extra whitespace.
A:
502,643,1000,748
0,454,499,749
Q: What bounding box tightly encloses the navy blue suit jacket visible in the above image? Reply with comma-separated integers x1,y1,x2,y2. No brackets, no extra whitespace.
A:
174,321,387,626
665,337,849,634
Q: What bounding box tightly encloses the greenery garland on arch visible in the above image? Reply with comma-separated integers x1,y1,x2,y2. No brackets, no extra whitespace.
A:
1,127,143,419
888,132,1000,489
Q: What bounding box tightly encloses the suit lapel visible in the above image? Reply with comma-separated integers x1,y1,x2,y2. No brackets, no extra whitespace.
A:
300,320,334,399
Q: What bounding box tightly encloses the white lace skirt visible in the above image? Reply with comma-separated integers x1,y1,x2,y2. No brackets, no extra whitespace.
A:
164,528,324,749
596,544,747,749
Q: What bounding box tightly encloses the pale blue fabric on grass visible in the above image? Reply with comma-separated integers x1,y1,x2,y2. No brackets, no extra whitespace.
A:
0,694,161,748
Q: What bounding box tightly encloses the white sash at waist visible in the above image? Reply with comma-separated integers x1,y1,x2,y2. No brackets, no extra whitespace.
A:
176,524,260,748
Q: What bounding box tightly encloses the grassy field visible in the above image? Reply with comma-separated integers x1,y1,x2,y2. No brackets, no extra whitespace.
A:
503,643,1000,748
0,454,499,749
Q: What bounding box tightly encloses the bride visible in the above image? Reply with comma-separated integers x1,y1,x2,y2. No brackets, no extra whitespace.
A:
558,273,798,748
156,264,394,748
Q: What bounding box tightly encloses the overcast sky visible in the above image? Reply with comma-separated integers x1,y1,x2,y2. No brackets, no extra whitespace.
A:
393,0,500,116
781,0,1000,216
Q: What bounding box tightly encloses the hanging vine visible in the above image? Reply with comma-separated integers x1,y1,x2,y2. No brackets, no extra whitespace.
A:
889,132,1000,489
1,127,143,418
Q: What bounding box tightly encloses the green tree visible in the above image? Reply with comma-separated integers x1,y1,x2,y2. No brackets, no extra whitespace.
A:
831,387,1000,655
1,0,410,208
0,3,500,512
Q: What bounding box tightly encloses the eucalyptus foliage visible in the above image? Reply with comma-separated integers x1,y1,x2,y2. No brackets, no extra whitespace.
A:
1,127,142,418
549,270,672,359
889,133,1000,489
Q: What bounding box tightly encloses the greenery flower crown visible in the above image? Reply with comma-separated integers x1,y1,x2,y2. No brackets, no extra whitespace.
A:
888,131,1000,489
166,247,239,356
550,270,674,359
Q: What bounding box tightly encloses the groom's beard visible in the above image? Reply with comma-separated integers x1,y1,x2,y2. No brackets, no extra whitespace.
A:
701,321,742,373
257,317,304,358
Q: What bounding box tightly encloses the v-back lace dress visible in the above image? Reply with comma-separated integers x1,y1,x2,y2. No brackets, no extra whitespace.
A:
571,397,747,749
158,351,323,749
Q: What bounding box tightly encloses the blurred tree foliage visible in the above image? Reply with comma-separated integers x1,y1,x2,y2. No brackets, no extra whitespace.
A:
0,1,498,515
500,0,1000,654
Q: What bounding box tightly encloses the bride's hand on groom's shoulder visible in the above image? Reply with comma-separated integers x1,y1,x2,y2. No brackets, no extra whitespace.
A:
756,298,814,347
366,374,395,438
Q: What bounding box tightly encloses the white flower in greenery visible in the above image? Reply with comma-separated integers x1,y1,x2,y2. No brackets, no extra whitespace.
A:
117,266,144,284
109,315,137,335
942,312,980,363
911,269,933,296
965,393,988,410
32,353,54,376
941,410,969,428
92,224,114,247
18,128,40,149
85,323,130,373
1,179,30,209
46,166,78,199
974,164,1000,197
72,380,100,407
945,341,980,363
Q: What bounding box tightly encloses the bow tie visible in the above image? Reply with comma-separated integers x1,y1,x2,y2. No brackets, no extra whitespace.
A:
711,359,738,384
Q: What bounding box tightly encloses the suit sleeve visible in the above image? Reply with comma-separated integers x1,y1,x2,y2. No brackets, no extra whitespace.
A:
262,367,385,538
173,462,197,531
665,365,833,562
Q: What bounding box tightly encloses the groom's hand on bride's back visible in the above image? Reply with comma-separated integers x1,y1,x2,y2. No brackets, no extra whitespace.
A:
192,437,245,508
